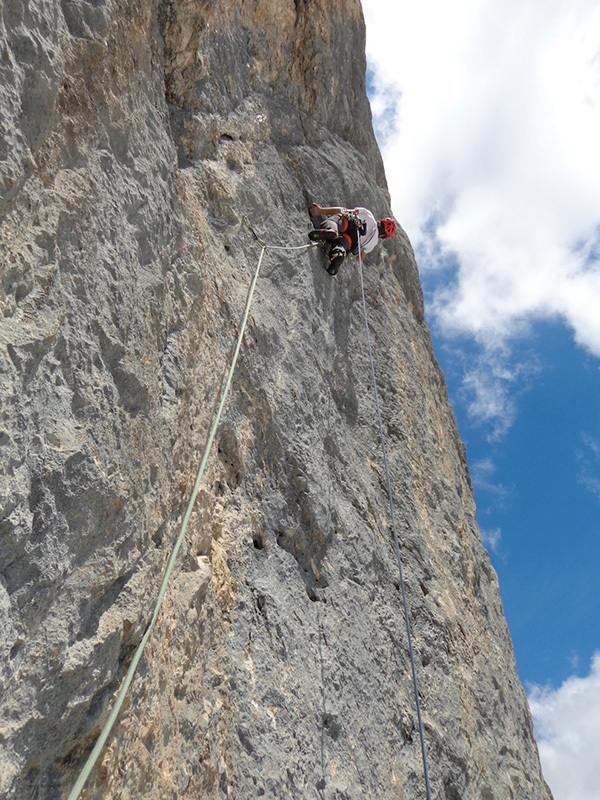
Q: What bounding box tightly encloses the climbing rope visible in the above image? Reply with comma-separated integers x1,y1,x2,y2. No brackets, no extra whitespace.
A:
241,215,318,252
356,237,432,800
68,225,271,800
68,214,430,798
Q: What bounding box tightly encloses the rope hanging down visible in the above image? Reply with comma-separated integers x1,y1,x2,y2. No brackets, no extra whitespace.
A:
68,224,270,800
68,215,429,798
356,237,432,800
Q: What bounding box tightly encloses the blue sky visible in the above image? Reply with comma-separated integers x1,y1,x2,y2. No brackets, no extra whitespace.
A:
428,310,600,687
362,1,600,797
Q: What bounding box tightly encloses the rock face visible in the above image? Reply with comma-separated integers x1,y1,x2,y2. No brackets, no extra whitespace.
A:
0,2,552,799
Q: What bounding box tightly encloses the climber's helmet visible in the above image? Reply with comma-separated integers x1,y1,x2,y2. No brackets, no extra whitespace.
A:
378,217,397,239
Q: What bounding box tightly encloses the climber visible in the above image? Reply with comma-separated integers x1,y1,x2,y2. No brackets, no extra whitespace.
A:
308,202,397,275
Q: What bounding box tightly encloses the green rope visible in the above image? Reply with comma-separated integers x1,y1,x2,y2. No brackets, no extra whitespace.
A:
68,240,267,800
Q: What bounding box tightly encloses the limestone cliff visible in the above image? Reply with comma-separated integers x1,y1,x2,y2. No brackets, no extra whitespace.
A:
0,1,552,799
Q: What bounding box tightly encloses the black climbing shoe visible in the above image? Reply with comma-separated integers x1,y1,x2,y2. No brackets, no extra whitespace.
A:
327,251,345,275
309,228,337,242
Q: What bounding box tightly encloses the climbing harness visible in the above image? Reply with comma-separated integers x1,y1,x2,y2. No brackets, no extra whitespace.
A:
356,236,432,800
340,210,367,250
338,214,358,252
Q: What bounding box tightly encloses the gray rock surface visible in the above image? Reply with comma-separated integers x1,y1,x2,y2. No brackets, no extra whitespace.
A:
0,1,552,798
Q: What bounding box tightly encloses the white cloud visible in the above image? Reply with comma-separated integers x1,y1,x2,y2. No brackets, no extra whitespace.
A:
470,458,510,504
436,339,540,440
576,432,600,500
480,526,502,553
363,0,600,355
361,10,600,796
460,356,518,439
528,654,600,800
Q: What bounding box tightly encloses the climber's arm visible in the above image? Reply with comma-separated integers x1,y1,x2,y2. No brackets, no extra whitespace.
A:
310,203,357,217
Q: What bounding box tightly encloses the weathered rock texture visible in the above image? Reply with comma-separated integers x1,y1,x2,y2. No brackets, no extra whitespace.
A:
1,1,552,799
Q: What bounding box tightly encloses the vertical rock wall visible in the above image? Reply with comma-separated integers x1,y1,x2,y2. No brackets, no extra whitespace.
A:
0,1,551,798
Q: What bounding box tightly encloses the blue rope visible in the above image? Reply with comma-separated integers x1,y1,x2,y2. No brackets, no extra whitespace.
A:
356,237,432,800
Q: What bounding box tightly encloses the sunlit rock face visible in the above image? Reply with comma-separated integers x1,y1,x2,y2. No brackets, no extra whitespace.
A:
0,1,552,798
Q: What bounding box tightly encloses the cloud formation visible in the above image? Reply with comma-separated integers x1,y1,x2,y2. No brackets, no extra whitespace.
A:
577,433,600,500
363,0,600,355
479,526,502,553
528,654,600,800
